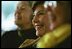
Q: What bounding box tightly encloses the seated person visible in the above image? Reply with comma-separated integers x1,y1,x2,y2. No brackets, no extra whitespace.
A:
1,1,37,48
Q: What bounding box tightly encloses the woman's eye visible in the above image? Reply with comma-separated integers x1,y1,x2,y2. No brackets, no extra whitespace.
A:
38,12,45,15
38,10,46,15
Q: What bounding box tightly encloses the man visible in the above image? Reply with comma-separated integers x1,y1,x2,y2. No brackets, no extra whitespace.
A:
1,1,37,48
19,1,71,48
14,1,36,38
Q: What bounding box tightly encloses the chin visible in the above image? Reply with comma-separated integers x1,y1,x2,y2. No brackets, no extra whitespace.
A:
36,31,40,37
36,31,44,37
36,31,38,36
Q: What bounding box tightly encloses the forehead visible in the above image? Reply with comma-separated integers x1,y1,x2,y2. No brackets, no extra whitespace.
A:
17,1,29,8
36,5,45,10
34,5,45,14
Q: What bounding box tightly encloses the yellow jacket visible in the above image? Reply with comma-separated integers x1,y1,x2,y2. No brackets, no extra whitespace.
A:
36,24,71,48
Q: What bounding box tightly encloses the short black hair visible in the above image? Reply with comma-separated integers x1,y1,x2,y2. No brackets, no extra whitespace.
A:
32,1,44,12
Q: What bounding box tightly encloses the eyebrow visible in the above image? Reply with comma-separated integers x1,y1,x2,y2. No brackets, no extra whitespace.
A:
33,10,45,16
37,10,46,15
17,5,26,10
38,10,45,13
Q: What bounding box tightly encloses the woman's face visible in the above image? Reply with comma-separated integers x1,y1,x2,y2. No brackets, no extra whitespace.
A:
32,5,52,37
32,2,64,37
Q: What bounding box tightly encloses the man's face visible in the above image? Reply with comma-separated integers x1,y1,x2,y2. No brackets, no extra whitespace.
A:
15,2,32,29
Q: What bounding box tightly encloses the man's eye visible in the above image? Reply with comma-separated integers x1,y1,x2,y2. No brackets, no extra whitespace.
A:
21,8,25,10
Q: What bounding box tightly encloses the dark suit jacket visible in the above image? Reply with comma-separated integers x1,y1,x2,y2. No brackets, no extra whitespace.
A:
1,28,37,48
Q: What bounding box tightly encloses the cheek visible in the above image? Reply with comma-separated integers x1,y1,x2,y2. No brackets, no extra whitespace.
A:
39,15,46,22
26,9,32,16
43,16,49,25
21,14,28,22
23,11,31,20
43,16,51,31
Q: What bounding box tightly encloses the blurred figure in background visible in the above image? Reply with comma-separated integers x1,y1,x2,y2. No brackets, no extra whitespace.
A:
1,1,37,48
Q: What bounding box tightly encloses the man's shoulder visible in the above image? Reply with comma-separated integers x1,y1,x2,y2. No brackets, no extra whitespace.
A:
3,30,17,35
1,29,19,48
1,29,18,39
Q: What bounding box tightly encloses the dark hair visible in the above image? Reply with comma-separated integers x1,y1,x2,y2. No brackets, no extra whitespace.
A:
32,1,44,12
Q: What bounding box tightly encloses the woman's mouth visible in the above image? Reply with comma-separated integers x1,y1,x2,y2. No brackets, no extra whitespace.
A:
34,23,44,31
